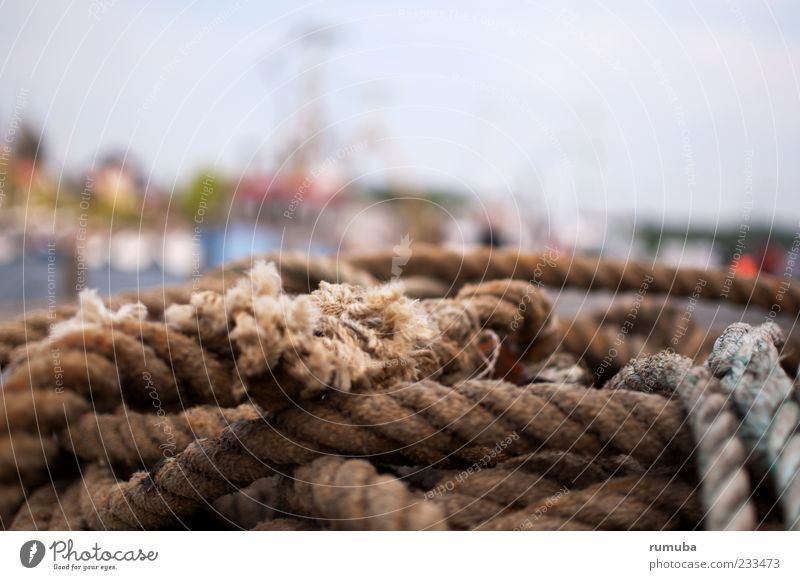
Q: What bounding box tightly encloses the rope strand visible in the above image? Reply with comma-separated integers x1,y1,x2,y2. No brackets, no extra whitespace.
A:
3,248,800,531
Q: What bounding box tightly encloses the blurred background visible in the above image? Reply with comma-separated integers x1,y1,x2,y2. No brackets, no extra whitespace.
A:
1,1,799,317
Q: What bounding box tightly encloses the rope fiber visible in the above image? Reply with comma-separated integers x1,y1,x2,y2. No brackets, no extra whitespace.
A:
2,245,799,530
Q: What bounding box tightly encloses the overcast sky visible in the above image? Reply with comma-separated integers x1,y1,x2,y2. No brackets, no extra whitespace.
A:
1,0,799,227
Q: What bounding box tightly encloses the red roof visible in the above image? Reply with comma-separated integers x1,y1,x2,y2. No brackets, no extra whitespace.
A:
233,172,343,206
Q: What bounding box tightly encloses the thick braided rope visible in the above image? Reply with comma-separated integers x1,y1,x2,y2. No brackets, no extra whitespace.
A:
0,433,60,524
474,475,701,531
608,352,758,530
5,253,799,532
0,433,59,485
63,404,262,470
281,456,447,530
708,323,800,529
412,472,698,530
205,251,376,295
75,378,691,529
0,387,86,523
213,476,282,530
250,518,320,530
558,298,710,384
0,290,238,523
3,246,794,371
166,262,560,406
0,310,71,369
289,459,675,530
301,380,690,467
81,448,694,532
421,279,560,383
0,283,223,369
10,479,86,531
3,261,490,524
3,297,237,412
165,261,439,407
17,474,284,532
422,465,615,529
217,248,793,382
497,450,650,487
1,389,89,434
347,245,800,316
0,297,237,490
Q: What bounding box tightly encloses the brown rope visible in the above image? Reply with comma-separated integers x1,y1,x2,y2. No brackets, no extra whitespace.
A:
608,353,759,530
213,476,282,530
3,319,236,412
69,376,693,530
559,298,711,384
0,434,58,486
250,518,320,531
206,251,376,295
476,475,701,531
0,484,25,529
497,450,651,488
281,456,447,530
9,479,86,531
347,245,800,316
1,389,88,434
0,289,239,525
63,403,262,470
0,283,224,369
3,248,799,531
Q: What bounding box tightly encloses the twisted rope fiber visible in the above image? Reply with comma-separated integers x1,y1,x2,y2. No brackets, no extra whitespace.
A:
280,456,699,531
346,245,800,316
0,283,223,369
215,247,788,378
2,260,560,527
0,257,333,373
164,261,560,407
3,250,800,530
559,298,710,383
707,323,800,530
9,478,86,531
206,251,377,295
72,378,694,530
348,244,800,382
608,353,759,530
4,246,796,368
419,459,690,530
280,456,447,530
0,261,401,525
0,287,236,523
3,298,237,411
475,475,700,531
0,290,241,519
4,256,692,528
64,404,262,471
342,456,696,531
213,475,283,529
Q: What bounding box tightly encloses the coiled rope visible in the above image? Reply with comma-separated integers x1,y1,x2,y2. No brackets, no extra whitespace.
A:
1,246,798,530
